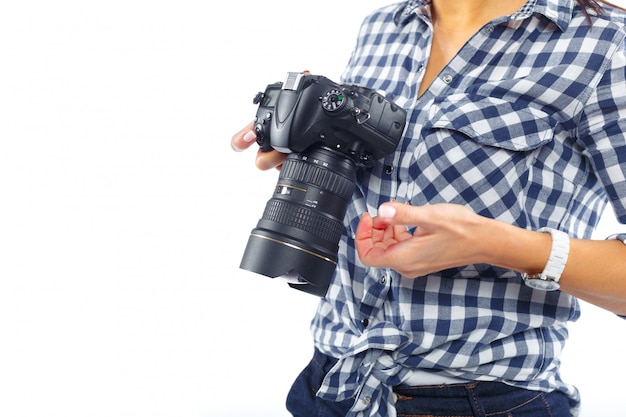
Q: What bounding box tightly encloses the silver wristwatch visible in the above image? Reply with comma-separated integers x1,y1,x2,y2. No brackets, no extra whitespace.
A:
521,227,570,291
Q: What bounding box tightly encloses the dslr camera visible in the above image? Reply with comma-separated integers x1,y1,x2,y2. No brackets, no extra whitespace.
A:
240,72,406,296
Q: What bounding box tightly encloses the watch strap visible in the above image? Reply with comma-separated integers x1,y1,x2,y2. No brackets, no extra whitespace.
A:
522,227,570,290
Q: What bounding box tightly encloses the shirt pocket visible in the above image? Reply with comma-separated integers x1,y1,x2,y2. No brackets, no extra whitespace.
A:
428,96,556,151
412,97,558,219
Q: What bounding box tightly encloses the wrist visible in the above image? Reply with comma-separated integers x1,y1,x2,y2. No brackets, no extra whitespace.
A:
480,219,552,274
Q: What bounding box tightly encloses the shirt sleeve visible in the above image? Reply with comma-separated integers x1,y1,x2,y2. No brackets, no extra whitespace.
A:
576,44,626,224
607,233,626,244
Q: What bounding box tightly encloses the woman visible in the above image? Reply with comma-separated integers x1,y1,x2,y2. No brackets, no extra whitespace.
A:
231,0,626,416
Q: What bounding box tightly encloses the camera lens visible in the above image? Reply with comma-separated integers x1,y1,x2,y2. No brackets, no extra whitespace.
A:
240,146,356,296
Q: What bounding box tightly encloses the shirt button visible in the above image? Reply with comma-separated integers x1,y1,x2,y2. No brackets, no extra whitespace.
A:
380,276,387,284
442,74,453,84
385,165,393,174
361,318,369,328
486,25,495,34
362,396,371,405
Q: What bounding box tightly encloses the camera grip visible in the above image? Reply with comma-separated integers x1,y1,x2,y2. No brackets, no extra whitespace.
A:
253,115,274,152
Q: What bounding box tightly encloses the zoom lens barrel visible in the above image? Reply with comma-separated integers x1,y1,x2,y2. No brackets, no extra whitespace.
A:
239,147,357,296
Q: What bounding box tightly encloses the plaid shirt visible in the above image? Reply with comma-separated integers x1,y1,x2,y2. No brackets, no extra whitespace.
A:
308,1,626,416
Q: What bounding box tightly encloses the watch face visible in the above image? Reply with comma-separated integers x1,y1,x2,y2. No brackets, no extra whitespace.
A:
524,277,560,291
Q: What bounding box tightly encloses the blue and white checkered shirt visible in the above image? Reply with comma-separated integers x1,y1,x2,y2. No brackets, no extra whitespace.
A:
308,1,626,416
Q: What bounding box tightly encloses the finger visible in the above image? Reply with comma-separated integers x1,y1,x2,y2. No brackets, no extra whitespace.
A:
355,214,387,264
390,224,413,242
255,149,287,171
355,212,374,241
374,218,405,242
231,121,257,152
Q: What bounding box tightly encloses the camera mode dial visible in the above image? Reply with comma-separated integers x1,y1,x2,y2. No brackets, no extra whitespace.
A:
321,89,347,112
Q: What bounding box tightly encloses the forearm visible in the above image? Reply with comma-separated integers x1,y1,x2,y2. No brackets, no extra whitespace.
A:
483,218,626,315
560,238,626,315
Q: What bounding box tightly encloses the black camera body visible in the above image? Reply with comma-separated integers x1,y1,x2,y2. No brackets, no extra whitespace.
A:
240,72,406,296
252,72,405,166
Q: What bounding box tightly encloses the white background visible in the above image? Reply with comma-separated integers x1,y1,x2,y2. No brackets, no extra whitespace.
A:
1,1,625,416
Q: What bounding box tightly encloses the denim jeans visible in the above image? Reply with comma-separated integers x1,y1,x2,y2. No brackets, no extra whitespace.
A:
286,349,572,417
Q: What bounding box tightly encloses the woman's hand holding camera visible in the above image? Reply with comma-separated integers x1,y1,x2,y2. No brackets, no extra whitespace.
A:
231,121,286,170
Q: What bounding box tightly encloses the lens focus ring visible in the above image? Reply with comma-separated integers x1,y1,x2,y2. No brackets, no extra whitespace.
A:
280,158,354,200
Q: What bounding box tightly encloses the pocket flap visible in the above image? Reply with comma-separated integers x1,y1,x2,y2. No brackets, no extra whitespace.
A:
429,97,555,151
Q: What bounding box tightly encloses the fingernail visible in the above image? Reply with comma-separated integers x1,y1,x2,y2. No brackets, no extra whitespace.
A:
378,204,396,219
243,131,257,143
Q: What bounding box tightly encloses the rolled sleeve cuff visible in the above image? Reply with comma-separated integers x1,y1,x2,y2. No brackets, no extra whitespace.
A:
606,233,626,244
606,234,626,319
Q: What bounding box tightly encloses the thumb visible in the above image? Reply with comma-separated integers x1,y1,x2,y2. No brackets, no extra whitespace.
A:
377,202,398,221
377,201,423,225
377,201,438,227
